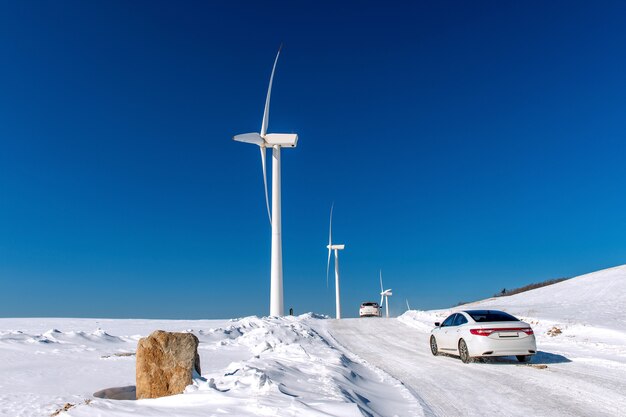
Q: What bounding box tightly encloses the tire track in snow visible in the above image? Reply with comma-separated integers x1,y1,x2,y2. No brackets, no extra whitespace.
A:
326,318,624,417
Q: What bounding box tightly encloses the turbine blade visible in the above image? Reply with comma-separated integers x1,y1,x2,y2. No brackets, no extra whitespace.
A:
326,247,331,288
261,45,282,137
380,294,384,306
234,133,263,145
379,270,384,293
326,203,333,288
329,203,334,247
260,147,271,225
406,298,411,311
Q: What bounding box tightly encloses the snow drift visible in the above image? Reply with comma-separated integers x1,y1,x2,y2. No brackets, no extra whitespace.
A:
0,314,422,417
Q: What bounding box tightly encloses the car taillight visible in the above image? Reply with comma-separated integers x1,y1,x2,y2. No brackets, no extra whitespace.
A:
470,327,534,336
470,328,496,336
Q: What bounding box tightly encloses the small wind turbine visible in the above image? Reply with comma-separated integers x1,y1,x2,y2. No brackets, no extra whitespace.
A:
379,270,393,318
326,204,345,319
233,45,298,317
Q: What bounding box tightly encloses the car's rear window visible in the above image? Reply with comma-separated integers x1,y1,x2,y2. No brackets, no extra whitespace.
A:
466,310,519,322
362,302,378,307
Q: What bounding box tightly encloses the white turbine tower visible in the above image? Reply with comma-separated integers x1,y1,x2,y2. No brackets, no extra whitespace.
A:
233,46,298,317
326,204,345,319
379,270,393,318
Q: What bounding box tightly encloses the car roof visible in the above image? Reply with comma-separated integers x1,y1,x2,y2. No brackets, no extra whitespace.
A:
462,309,504,314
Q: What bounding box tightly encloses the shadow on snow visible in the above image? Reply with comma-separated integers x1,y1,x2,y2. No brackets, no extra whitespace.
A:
436,350,571,365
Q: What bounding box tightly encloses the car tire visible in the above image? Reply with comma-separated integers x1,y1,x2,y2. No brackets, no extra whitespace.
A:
516,355,531,363
459,339,471,363
430,336,438,356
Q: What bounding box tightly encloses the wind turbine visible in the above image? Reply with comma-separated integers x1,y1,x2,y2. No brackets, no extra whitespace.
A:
326,204,345,319
379,270,393,318
233,46,298,317
406,298,412,312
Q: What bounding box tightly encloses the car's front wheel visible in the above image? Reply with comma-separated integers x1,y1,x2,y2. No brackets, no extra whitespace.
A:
516,355,531,363
430,336,438,356
459,339,471,363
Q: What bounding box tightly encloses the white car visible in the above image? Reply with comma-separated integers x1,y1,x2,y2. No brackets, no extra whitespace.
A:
430,310,537,363
359,302,380,317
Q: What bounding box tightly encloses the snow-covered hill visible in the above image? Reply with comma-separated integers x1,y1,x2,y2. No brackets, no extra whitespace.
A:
402,263,626,335
467,264,626,329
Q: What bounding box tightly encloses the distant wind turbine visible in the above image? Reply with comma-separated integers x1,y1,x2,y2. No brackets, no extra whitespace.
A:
233,45,298,317
326,204,345,319
406,298,412,311
379,270,393,318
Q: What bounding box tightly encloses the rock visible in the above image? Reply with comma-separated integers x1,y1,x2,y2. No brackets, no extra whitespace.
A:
547,326,562,337
51,403,74,416
93,385,137,400
136,330,201,399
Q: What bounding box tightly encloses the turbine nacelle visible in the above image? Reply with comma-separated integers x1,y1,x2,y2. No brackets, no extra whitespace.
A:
266,133,298,147
327,244,345,250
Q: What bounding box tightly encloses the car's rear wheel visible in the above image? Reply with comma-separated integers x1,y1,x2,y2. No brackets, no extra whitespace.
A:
459,339,471,363
430,336,438,356
516,355,531,363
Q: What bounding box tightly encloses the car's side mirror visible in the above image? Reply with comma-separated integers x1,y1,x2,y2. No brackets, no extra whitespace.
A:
434,322,440,327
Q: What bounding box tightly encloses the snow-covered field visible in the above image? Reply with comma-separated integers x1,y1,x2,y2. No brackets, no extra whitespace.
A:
1,264,626,416
0,315,421,417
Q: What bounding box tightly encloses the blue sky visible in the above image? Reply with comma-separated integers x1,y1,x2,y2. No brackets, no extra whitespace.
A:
1,1,626,318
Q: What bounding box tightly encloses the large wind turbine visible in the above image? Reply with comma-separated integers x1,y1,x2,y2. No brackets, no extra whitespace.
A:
326,204,345,319
379,270,393,318
233,46,298,317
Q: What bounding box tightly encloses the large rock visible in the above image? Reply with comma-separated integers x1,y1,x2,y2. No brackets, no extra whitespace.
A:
136,330,201,399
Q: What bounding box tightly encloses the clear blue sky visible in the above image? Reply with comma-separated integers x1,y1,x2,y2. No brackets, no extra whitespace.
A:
1,1,625,318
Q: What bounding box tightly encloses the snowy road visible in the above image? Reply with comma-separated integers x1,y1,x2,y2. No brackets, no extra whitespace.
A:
325,318,626,417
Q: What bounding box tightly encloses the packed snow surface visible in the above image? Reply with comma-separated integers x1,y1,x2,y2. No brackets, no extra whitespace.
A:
0,315,421,417
1,264,626,416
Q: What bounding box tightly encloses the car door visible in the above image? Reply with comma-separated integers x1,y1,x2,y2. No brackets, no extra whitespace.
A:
437,314,458,351
449,313,468,353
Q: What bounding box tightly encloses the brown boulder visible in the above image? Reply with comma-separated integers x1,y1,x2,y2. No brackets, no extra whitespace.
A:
136,330,201,399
